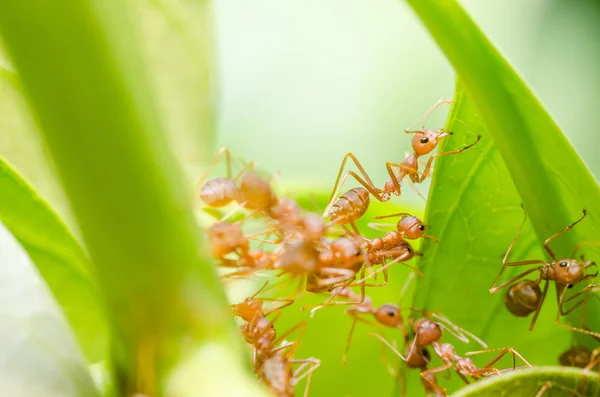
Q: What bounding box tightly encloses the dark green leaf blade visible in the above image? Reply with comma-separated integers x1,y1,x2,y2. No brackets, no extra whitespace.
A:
0,156,107,362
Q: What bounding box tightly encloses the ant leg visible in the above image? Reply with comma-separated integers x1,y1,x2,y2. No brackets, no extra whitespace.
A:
489,267,543,294
528,280,549,331
324,153,383,215
543,209,587,260
405,180,427,202
466,347,532,370
405,98,454,132
555,286,600,339
315,268,357,288
572,241,600,258
367,222,397,233
374,212,412,220
419,135,482,182
232,161,255,182
352,251,423,285
273,321,307,353
290,358,321,397
195,147,232,190
369,333,407,361
419,365,453,396
343,314,380,365
557,283,599,316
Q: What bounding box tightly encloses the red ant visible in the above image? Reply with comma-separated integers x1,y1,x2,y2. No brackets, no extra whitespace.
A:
489,206,599,338
372,310,530,396
323,99,481,224
232,283,320,397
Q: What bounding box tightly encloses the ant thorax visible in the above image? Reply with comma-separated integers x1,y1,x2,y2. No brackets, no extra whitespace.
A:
415,318,443,346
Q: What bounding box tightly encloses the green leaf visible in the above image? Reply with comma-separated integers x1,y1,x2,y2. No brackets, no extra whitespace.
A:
451,367,600,397
409,82,567,396
405,0,600,341
0,1,265,395
0,223,99,397
0,156,107,362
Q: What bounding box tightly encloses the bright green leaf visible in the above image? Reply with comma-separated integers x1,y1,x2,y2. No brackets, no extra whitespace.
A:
0,0,264,395
0,156,107,362
451,367,600,397
406,0,600,343
0,223,99,397
409,82,568,396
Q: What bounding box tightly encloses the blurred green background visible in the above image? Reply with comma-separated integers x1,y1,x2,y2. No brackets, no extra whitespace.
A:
1,0,599,396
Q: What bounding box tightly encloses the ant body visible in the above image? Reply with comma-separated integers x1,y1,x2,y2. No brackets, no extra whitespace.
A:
232,283,320,397
489,207,599,337
323,100,481,224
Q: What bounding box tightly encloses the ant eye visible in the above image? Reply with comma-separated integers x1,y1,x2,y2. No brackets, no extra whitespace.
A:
406,247,412,253
355,251,361,257
387,310,395,317
560,261,569,267
420,137,429,144
418,225,425,231
568,284,574,289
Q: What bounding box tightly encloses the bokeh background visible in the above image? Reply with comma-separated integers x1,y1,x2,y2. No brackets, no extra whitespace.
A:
1,0,599,396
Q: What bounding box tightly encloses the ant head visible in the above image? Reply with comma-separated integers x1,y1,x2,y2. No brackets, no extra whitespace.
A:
552,259,589,285
559,346,592,368
397,215,428,239
373,304,404,329
331,237,365,270
411,129,452,156
504,280,542,317
414,318,442,346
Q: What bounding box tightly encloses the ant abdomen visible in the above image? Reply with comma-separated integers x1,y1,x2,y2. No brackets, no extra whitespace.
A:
559,346,592,368
504,280,542,317
199,177,240,207
329,187,370,225
406,342,431,369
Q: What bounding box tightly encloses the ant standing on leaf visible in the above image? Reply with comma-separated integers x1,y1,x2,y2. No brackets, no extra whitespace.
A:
489,206,600,338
